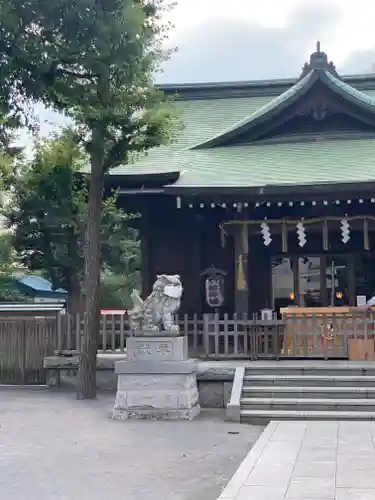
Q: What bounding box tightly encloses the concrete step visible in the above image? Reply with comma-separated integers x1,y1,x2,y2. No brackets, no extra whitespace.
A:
240,409,375,423
243,374,375,387
242,386,375,399
240,397,375,412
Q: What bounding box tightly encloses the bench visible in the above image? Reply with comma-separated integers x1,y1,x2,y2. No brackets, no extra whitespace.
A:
44,352,126,387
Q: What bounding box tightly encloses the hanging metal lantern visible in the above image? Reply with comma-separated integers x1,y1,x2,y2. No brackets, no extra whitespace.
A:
200,266,227,308
205,275,225,308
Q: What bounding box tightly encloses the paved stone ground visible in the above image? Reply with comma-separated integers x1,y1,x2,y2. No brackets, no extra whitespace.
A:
219,420,375,500
0,389,263,500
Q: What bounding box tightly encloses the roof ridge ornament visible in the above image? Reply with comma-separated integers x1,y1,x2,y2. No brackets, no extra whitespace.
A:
299,41,340,80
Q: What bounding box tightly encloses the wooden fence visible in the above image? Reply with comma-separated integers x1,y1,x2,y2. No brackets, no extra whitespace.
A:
56,310,375,359
2,310,375,385
202,311,375,359
55,313,204,353
0,316,57,384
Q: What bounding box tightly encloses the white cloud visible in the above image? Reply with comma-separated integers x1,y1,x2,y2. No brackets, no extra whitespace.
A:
16,0,375,142
167,0,375,64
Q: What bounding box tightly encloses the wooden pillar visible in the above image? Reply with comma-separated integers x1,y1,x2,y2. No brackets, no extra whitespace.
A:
187,228,202,315
348,254,356,306
140,205,152,296
234,224,249,316
320,255,328,306
291,256,300,306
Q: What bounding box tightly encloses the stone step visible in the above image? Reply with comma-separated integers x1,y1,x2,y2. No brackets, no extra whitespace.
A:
242,386,375,399
240,397,375,412
243,374,375,387
244,366,375,377
240,409,375,423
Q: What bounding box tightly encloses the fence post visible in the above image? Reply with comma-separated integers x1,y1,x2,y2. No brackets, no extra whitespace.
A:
57,313,63,353
233,313,238,355
120,314,125,351
243,312,248,357
21,320,27,385
214,313,220,355
223,313,229,356
192,313,198,349
203,314,209,356
183,314,188,340
67,313,72,351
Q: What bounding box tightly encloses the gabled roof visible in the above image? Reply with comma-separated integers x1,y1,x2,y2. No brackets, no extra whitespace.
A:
111,44,375,191
191,47,375,149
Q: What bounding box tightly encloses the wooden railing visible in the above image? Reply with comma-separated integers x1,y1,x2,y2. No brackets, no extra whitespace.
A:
53,310,375,360
202,313,285,359
55,313,205,354
2,309,372,386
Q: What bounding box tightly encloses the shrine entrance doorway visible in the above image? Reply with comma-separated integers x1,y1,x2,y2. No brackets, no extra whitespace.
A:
272,254,354,316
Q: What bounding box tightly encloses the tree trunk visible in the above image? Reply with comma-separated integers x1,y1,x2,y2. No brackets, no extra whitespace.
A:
67,274,83,314
77,135,105,399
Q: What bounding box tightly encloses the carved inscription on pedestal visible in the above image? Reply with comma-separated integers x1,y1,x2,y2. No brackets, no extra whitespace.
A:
135,341,173,359
127,336,187,361
156,343,172,357
137,343,152,358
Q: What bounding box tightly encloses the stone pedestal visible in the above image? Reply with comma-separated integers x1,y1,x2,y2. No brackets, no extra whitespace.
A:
112,336,200,420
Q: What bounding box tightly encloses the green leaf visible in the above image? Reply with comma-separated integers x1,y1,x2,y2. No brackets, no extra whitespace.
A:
4,129,140,297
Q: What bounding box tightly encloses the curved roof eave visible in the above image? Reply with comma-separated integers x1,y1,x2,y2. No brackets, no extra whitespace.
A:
190,67,375,150
322,69,375,112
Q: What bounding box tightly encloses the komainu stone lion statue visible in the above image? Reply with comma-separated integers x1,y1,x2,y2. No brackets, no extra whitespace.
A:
128,274,183,336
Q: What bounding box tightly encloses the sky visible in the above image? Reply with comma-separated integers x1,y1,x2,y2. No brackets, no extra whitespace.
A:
22,0,375,142
160,0,375,82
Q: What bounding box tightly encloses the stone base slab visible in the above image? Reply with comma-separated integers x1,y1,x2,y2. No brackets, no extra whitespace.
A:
112,357,200,421
115,359,197,375
112,405,201,421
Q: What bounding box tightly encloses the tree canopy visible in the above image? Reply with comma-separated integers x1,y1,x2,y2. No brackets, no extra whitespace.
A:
0,0,176,398
0,231,27,301
3,129,141,308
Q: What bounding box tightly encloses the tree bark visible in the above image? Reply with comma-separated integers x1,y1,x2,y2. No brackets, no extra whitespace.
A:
77,132,105,399
67,273,83,314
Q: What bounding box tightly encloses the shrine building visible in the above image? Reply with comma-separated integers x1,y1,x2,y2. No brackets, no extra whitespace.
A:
108,44,375,318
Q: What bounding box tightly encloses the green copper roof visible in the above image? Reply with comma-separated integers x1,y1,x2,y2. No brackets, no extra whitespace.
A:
111,88,375,180
191,71,315,148
110,94,273,176
192,68,375,150
110,48,375,189
324,70,375,108
165,138,375,188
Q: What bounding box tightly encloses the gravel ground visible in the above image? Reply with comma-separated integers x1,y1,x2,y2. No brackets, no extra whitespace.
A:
0,389,263,500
